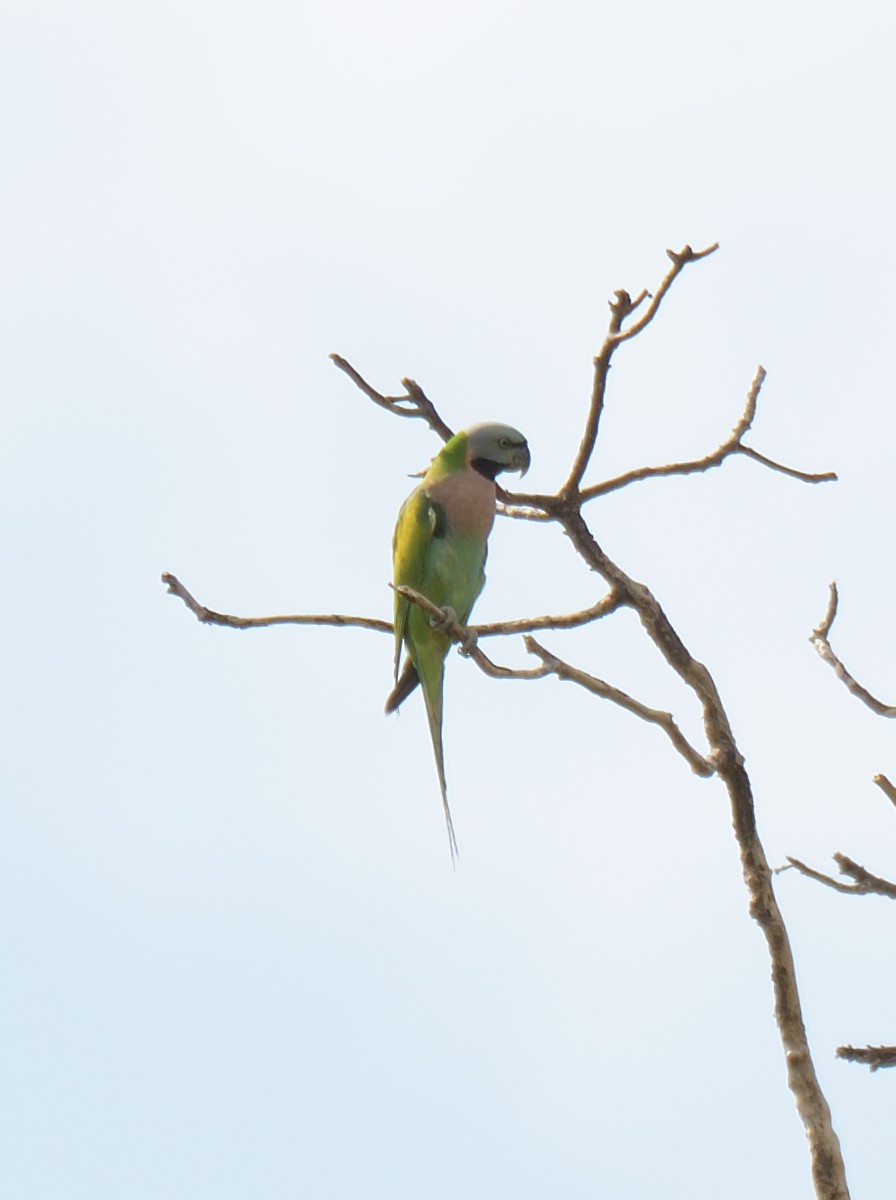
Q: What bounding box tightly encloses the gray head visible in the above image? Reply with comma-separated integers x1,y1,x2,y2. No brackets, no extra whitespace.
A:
463,422,530,480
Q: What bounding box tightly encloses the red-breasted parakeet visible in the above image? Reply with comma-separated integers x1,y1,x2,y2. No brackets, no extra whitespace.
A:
386,423,530,858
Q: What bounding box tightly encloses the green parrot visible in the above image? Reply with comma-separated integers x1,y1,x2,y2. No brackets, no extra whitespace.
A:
386,422,530,858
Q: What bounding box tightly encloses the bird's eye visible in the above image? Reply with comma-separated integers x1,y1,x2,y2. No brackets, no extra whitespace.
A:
498,437,511,449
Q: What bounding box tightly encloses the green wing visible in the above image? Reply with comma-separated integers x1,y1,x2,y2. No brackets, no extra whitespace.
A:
391,484,442,679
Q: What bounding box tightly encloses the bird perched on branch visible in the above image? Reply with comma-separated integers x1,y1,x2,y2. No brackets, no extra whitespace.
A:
386,422,530,859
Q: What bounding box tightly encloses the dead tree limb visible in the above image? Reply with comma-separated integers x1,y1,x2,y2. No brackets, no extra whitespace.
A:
164,244,848,1200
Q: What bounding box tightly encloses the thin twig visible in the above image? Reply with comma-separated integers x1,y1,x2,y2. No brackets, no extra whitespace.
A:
834,853,896,897
579,368,835,501
810,583,896,716
162,573,392,634
837,1045,896,1071
329,355,455,442
611,244,720,344
524,635,715,778
738,445,837,484
781,858,864,894
783,855,896,898
474,592,624,637
562,244,720,496
873,774,896,808
467,648,550,683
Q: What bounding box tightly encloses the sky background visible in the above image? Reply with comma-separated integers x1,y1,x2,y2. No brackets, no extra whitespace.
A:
3,2,895,1197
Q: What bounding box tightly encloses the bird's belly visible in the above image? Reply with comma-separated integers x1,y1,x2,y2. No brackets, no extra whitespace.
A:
423,536,486,620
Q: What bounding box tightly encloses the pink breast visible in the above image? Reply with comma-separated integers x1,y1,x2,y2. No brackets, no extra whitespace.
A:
427,468,496,540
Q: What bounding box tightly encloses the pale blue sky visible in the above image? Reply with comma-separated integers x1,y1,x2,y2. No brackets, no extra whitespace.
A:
3,2,895,1197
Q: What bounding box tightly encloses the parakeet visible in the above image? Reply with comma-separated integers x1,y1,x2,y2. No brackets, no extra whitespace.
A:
386,422,530,858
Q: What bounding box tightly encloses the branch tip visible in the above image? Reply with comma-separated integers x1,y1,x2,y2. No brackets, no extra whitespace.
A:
873,774,896,808
162,572,393,635
837,1045,896,1071
811,583,896,716
666,242,720,264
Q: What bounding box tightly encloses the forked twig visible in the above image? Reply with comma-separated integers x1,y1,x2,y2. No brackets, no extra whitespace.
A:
783,774,896,897
329,354,455,443
611,244,720,344
562,245,721,496
783,854,896,899
579,367,836,501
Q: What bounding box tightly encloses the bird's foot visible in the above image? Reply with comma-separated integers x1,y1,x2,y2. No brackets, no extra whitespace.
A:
430,605,459,635
458,628,478,656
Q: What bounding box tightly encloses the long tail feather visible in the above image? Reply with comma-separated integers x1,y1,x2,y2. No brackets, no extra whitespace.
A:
387,632,457,861
419,662,458,863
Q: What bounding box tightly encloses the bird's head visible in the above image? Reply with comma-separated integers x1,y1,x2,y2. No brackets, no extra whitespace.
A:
463,422,530,481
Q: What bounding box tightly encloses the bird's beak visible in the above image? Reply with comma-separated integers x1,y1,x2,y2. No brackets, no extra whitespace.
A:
513,444,530,477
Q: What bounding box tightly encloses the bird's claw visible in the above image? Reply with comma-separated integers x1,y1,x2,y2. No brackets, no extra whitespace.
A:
429,605,476,652
430,605,459,635
458,629,478,657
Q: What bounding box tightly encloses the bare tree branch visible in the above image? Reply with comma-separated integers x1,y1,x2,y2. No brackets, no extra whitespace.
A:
523,635,715,777
837,1045,896,1071
831,853,896,897
163,572,621,643
547,505,850,1200
783,854,896,899
495,498,556,521
390,586,713,776
579,367,835,502
612,243,720,344
162,572,393,634
583,365,762,499
474,591,624,637
329,354,555,522
562,243,720,496
810,583,896,716
329,354,455,442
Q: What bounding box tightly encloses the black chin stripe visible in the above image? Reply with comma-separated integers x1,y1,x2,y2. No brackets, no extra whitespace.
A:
471,457,501,481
